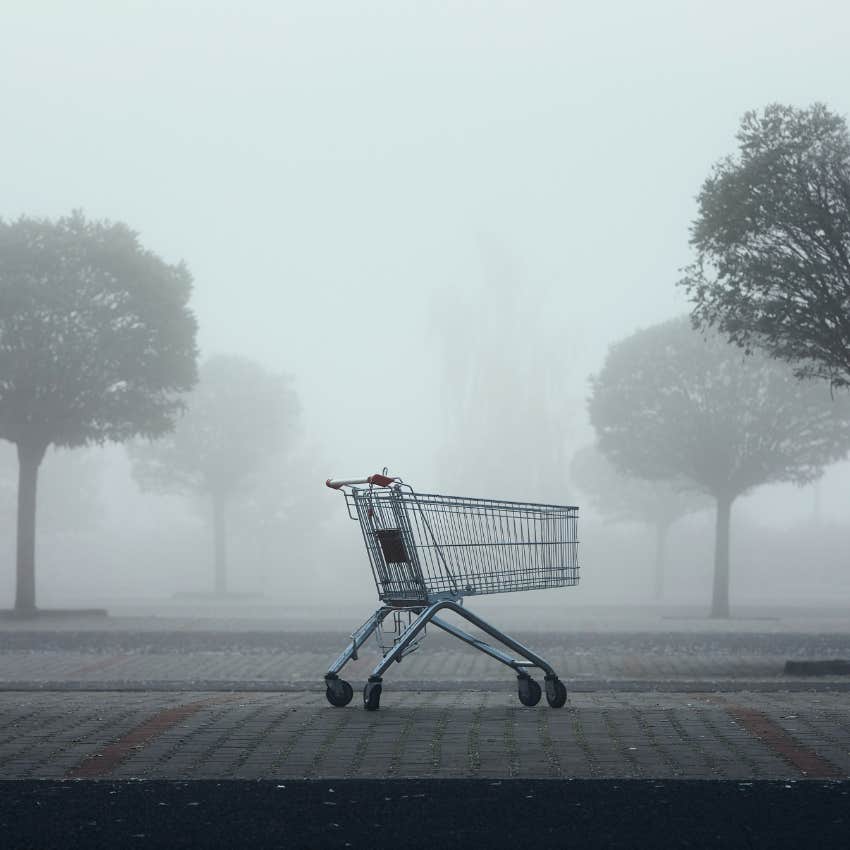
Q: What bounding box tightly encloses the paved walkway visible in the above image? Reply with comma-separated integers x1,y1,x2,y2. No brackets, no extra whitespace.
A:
1,613,848,783
1,690,848,781
0,646,823,686
2,623,849,688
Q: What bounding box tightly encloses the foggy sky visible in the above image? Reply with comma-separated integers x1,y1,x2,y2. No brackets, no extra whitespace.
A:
3,0,850,489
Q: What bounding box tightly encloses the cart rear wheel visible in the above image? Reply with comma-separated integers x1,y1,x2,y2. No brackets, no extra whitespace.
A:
363,678,382,711
545,676,568,708
325,678,353,707
517,676,542,707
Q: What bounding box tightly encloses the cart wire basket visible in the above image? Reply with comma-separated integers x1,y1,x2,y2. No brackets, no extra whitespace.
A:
323,472,579,710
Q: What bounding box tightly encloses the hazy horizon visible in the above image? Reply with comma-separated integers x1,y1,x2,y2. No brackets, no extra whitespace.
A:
2,1,850,612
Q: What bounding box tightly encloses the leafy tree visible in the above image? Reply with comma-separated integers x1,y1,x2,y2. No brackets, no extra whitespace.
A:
130,355,298,594
588,317,850,617
0,212,197,613
570,445,709,599
681,103,850,387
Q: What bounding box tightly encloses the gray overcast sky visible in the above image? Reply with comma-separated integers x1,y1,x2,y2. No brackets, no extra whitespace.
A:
3,0,850,484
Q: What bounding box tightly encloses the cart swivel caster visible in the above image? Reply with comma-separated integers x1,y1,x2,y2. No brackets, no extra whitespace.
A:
545,675,568,708
364,677,383,711
325,675,354,707
517,674,542,707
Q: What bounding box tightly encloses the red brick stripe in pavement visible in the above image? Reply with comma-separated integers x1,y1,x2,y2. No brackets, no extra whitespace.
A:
64,654,130,676
65,697,232,779
712,699,845,779
725,704,845,779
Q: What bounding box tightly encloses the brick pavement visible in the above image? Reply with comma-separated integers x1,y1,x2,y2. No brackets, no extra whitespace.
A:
3,628,849,686
0,647,804,684
1,690,848,781
1,617,848,784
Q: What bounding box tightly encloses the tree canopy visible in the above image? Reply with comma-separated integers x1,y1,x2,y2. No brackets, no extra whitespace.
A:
0,211,198,612
588,317,850,615
130,354,298,593
681,103,850,387
0,212,197,452
589,318,850,500
570,444,708,528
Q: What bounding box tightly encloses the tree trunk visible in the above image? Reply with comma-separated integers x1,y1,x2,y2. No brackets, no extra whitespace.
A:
653,521,669,601
812,479,822,526
710,494,733,618
212,492,227,595
15,442,48,615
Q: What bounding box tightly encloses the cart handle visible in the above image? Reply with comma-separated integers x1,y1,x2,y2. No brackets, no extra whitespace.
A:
326,473,398,490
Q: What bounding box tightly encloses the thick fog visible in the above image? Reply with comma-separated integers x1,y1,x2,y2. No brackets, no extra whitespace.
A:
2,1,850,617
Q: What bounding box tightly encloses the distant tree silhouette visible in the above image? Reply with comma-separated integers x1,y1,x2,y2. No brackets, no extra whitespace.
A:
570,445,710,599
588,317,850,617
681,103,850,388
130,355,298,594
226,442,333,592
0,212,197,613
431,241,580,502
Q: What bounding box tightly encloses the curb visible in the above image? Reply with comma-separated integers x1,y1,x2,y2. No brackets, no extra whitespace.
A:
784,659,850,675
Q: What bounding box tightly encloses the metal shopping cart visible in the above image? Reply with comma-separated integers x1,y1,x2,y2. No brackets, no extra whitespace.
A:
324,472,579,710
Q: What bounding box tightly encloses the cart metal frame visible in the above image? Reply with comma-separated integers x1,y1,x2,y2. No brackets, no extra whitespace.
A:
324,473,579,710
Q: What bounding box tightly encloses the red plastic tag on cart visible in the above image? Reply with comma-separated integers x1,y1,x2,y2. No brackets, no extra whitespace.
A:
368,474,395,487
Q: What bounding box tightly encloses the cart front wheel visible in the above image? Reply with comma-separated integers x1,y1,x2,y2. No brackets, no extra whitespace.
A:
325,678,353,707
517,675,542,707
363,678,382,711
545,676,568,708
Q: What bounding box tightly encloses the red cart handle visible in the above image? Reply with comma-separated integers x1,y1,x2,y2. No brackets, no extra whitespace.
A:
326,473,398,490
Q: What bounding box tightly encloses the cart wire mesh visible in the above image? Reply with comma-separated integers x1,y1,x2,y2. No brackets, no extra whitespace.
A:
346,485,579,605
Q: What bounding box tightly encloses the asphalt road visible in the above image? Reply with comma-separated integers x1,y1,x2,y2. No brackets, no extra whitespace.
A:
3,779,848,849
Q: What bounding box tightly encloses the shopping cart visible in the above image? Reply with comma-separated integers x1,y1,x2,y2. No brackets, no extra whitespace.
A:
323,472,579,710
